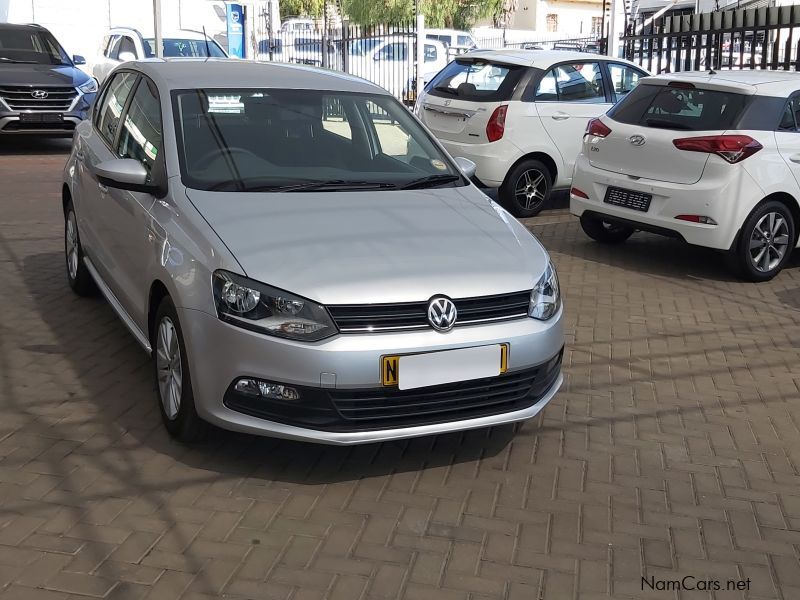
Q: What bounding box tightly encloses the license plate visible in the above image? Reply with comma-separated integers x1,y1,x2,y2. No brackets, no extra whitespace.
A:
604,186,652,212
19,113,63,123
382,344,508,390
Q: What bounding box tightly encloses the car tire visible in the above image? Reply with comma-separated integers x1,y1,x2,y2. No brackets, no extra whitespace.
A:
729,200,795,282
579,213,635,244
500,159,553,218
64,201,98,296
153,296,208,442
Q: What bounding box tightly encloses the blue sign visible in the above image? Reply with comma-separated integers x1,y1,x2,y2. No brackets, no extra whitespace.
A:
226,3,245,58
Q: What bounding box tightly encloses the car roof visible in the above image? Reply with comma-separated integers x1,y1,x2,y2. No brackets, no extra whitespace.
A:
460,49,638,69
642,69,800,95
109,27,211,40
0,23,46,30
131,58,387,94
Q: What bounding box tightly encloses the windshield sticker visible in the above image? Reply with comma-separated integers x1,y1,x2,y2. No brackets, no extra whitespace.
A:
431,159,447,171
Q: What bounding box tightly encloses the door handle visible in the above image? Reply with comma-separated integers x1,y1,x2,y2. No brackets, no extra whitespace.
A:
551,112,570,121
790,154,800,164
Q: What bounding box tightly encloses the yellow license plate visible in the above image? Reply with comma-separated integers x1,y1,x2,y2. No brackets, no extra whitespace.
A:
381,344,508,387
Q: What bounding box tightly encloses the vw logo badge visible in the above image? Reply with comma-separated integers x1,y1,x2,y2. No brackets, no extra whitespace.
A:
427,296,457,332
31,89,49,99
628,134,646,146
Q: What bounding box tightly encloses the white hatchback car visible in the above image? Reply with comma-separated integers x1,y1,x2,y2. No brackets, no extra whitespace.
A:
415,50,648,216
570,70,800,281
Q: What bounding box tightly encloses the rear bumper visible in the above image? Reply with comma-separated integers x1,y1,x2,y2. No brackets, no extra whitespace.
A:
569,153,763,250
437,138,519,188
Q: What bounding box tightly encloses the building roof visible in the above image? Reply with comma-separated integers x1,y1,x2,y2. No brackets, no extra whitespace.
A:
133,58,386,94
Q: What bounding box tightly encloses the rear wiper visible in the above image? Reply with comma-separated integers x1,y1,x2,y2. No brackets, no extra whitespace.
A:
643,118,692,130
433,86,458,95
0,57,37,64
401,174,462,190
266,180,397,193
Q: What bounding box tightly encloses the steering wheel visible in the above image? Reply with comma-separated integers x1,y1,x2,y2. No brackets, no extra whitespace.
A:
195,147,262,169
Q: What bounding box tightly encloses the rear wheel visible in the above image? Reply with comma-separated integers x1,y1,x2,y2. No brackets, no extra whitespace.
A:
500,159,552,218
579,213,635,244
729,201,794,282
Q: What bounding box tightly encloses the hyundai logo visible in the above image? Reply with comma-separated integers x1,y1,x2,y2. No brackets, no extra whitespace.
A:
31,90,49,99
427,296,457,331
628,134,646,146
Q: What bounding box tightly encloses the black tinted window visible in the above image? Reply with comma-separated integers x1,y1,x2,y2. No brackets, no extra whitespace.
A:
607,84,749,131
0,27,70,65
427,59,525,101
117,78,162,175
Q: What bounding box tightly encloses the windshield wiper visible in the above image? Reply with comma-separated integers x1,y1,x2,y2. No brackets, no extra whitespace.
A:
268,180,397,193
401,174,462,190
0,57,37,64
433,86,459,96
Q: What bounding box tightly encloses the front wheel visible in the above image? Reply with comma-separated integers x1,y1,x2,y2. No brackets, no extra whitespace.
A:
154,296,208,442
579,213,635,244
729,201,795,282
64,202,98,296
500,159,553,218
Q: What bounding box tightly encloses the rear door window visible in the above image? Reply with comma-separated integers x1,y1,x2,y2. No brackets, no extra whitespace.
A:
607,83,750,130
536,62,606,103
607,63,645,102
427,59,525,101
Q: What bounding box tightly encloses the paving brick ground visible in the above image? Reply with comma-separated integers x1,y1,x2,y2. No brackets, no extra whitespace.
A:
1,137,800,599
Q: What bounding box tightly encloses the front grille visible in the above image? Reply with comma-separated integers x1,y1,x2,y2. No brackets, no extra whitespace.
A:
328,290,531,333
0,86,77,111
328,349,562,427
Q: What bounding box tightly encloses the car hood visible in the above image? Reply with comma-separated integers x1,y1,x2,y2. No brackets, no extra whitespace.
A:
185,185,549,304
0,63,88,87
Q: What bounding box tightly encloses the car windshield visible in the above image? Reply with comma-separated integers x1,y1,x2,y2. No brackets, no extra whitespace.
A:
0,27,71,65
172,88,465,192
143,38,226,58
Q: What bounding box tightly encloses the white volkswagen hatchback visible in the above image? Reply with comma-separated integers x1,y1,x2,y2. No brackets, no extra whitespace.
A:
570,70,800,281
415,50,648,217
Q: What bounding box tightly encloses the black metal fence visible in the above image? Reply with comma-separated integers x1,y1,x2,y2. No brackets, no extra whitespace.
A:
622,5,800,74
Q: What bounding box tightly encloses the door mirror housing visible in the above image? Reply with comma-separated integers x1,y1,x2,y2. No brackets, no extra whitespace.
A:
94,159,160,195
453,156,477,179
72,54,86,65
118,51,136,62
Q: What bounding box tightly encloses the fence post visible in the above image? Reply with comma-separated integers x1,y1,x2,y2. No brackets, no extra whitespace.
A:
416,14,425,101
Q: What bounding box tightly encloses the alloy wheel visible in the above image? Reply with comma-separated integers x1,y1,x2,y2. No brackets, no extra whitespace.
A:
156,317,183,420
749,212,790,273
514,169,547,211
65,211,79,280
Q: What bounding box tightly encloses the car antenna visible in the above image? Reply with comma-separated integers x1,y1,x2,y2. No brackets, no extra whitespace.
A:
202,26,211,61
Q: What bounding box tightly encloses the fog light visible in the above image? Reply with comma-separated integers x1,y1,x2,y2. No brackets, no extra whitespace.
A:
234,378,301,401
675,215,718,225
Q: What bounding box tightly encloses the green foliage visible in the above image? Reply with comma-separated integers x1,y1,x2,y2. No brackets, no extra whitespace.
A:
340,0,501,28
280,0,325,20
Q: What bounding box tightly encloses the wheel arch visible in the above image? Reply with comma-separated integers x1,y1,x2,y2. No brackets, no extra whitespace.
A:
62,184,72,215
147,280,172,343
734,192,800,250
503,152,559,188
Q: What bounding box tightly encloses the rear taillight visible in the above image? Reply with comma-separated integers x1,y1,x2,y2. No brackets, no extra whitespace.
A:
672,135,762,164
585,118,612,138
486,105,507,142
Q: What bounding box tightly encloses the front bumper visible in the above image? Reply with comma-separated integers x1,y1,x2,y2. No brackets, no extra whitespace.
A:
179,306,564,444
0,92,95,135
569,153,763,251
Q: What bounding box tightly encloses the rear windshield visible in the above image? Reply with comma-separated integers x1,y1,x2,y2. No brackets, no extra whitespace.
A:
607,83,749,131
426,59,525,102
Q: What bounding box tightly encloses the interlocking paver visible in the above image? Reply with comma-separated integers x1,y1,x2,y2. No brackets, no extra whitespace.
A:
2,138,800,599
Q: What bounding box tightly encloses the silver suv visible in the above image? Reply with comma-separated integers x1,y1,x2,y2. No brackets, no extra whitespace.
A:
63,59,564,444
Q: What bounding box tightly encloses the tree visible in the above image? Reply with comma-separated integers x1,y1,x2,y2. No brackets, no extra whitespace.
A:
339,0,497,28
280,0,325,20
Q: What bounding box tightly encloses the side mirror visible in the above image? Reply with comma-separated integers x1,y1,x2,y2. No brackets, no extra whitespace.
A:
118,51,136,62
94,159,158,194
72,54,86,65
453,156,477,180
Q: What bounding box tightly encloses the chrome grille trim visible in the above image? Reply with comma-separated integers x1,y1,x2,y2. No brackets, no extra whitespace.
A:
0,85,78,112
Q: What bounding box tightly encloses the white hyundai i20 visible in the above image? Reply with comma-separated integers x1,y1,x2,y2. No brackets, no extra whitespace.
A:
570,70,800,281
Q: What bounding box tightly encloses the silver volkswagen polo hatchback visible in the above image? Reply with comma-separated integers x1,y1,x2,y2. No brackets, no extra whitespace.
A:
62,59,564,444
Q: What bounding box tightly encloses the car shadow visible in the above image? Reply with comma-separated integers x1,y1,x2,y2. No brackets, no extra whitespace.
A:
19,251,519,485
0,137,72,156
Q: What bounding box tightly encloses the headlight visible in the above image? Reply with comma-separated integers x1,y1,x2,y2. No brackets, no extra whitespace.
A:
78,78,98,94
529,261,560,320
212,271,337,341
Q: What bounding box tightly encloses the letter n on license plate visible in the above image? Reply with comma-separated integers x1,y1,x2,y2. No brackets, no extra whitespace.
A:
381,344,508,388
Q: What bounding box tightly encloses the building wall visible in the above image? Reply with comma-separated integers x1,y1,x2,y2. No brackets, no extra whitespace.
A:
505,0,602,36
